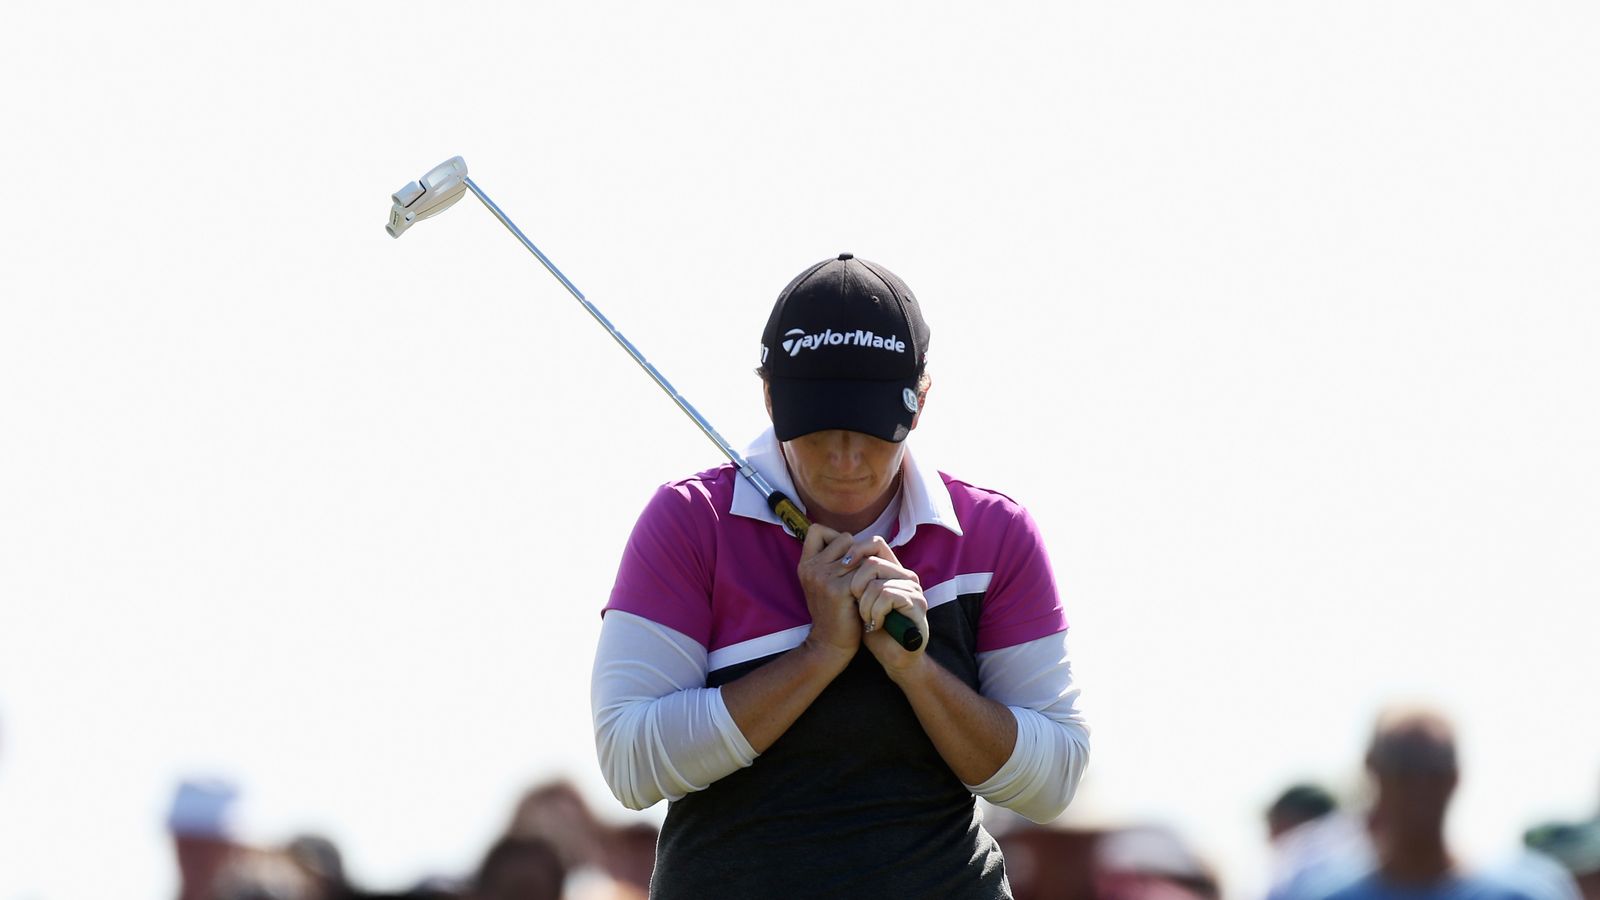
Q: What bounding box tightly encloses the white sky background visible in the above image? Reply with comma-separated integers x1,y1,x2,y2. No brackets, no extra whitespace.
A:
2,2,1597,897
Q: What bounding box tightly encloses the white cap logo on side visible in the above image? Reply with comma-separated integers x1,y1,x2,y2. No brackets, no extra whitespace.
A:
782,328,807,355
902,387,919,414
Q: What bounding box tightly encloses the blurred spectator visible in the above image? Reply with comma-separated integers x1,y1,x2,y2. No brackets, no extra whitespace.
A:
471,837,564,900
990,823,1099,900
1269,785,1339,841
599,822,659,895
1526,821,1600,900
1311,707,1578,900
503,780,646,899
170,778,245,900
1094,825,1220,900
398,876,466,899
505,781,606,873
347,876,462,900
286,834,353,900
1265,783,1372,900
214,850,316,900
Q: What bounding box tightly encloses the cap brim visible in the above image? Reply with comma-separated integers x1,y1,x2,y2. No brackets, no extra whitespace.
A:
768,376,918,443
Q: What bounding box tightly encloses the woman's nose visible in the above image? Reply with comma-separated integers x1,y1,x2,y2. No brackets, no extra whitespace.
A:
826,432,864,469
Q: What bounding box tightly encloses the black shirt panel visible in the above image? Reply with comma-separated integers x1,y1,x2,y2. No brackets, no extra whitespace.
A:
652,594,1010,900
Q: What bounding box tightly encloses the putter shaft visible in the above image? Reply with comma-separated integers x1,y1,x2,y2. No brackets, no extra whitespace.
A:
460,177,923,653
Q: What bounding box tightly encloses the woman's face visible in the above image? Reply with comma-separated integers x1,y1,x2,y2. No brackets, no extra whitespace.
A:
780,428,907,524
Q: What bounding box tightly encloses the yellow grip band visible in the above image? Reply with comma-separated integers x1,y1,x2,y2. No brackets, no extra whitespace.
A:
771,496,811,539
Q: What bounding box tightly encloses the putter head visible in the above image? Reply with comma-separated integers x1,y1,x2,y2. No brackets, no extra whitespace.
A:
386,156,469,238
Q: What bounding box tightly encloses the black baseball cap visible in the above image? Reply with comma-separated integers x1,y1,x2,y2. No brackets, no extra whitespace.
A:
760,253,930,443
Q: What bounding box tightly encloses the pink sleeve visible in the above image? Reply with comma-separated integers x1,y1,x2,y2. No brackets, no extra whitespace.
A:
974,504,1067,653
604,480,718,647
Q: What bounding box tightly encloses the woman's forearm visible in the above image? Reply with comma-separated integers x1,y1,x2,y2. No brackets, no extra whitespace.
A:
888,656,1019,785
720,638,854,753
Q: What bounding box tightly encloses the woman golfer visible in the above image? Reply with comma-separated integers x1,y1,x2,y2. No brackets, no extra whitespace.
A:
591,254,1089,899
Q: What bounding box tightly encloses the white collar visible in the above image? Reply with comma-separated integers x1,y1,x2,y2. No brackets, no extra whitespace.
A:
730,428,963,548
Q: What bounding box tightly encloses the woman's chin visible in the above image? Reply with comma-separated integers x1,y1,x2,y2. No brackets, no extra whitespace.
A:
816,492,869,512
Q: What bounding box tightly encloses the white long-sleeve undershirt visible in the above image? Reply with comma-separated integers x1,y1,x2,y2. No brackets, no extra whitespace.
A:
966,627,1090,822
590,612,758,811
590,610,1089,822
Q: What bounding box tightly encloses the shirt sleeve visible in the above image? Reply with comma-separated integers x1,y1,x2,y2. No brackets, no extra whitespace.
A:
591,610,758,810
604,479,720,645
965,628,1090,823
974,501,1068,653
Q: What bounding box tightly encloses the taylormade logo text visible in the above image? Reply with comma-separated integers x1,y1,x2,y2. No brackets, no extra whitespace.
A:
782,327,906,357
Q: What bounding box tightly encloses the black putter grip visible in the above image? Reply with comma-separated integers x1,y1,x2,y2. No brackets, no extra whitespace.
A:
766,491,925,652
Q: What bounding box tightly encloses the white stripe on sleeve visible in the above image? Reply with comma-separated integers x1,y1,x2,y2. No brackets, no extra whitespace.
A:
590,610,758,810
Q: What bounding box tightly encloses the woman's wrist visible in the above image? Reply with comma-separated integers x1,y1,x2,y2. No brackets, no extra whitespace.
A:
798,636,856,677
882,652,935,690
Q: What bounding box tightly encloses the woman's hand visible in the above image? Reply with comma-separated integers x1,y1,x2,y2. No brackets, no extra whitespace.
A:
796,524,865,666
845,537,930,677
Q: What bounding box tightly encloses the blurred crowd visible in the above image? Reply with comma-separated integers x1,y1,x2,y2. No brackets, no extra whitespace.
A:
169,780,654,900
149,705,1597,900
